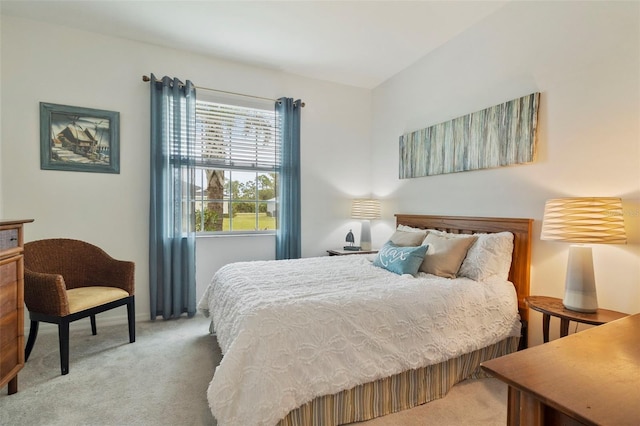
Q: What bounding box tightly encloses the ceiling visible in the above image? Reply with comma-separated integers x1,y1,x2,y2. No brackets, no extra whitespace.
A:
0,1,508,89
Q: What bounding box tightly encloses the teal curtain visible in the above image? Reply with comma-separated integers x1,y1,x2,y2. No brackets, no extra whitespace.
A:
149,74,197,319
275,98,302,259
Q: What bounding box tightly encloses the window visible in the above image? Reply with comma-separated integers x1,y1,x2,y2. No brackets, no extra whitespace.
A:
193,99,278,234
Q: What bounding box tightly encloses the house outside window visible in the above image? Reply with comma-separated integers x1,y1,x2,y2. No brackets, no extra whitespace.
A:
193,99,278,234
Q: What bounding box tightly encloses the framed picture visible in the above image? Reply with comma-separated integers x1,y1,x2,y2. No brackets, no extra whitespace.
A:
40,102,120,173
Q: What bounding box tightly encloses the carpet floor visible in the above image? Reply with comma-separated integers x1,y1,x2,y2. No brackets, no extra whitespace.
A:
0,314,507,425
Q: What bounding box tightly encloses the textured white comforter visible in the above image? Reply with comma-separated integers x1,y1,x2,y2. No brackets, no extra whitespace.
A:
198,255,520,426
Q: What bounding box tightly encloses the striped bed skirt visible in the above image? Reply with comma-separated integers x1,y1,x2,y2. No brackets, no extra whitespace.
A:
278,336,519,426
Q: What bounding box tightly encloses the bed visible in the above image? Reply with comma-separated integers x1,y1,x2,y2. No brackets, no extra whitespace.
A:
198,214,533,426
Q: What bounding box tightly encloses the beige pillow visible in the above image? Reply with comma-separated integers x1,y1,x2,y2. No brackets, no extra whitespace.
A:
420,233,477,278
389,229,427,247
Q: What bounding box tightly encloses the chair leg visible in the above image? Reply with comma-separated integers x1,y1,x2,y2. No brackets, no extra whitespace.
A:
127,297,136,343
58,319,70,375
90,315,97,335
25,320,39,361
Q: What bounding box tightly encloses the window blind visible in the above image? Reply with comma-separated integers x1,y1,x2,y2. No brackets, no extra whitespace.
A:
195,100,278,171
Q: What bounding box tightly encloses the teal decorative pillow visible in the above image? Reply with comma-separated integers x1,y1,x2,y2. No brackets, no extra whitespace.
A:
373,242,428,275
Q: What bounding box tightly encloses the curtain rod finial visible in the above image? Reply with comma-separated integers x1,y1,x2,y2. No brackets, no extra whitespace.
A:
142,75,150,82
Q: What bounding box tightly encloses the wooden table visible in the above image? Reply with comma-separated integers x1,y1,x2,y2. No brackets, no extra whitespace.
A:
525,296,627,343
327,249,378,256
481,313,640,426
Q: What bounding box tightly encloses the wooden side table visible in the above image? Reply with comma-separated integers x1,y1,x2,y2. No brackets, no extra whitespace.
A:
327,249,378,256
525,295,627,343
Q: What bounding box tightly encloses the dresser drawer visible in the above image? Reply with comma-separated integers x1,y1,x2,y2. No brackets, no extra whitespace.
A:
0,258,18,286
0,338,19,379
0,280,17,319
0,311,18,349
0,229,18,252
0,260,18,318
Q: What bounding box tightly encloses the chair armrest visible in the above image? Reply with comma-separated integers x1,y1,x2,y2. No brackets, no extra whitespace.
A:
93,259,135,295
24,268,70,316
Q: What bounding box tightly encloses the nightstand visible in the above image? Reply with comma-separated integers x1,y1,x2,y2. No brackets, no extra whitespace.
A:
327,249,378,256
525,295,628,343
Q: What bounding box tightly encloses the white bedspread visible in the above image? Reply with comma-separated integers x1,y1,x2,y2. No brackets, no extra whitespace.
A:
198,255,520,426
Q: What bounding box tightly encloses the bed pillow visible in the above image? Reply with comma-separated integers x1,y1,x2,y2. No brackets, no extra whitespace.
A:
419,233,477,278
388,229,427,246
373,242,428,276
396,224,426,233
427,230,515,281
458,232,514,281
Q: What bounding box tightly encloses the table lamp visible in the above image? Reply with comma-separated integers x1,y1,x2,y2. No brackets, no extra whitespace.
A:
540,197,626,313
351,199,381,251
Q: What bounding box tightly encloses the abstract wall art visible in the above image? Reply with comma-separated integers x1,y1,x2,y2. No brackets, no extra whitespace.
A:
399,92,539,179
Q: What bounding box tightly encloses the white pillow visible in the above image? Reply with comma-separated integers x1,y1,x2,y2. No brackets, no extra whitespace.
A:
396,224,426,233
458,232,514,282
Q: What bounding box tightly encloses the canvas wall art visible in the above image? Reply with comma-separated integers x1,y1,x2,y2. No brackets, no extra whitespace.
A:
399,93,539,179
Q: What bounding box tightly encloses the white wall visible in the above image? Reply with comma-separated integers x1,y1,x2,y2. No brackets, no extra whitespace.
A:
0,16,372,322
371,1,640,346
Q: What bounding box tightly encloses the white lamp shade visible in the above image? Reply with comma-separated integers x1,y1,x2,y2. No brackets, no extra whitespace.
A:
351,199,380,251
541,197,626,244
351,199,381,220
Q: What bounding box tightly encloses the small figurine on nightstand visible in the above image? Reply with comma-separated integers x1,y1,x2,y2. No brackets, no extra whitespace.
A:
344,229,360,251
346,229,355,246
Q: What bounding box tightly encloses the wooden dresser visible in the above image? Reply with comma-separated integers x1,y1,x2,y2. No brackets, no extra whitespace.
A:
0,219,33,395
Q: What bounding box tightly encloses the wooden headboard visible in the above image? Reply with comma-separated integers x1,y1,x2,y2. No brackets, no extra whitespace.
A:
395,214,533,322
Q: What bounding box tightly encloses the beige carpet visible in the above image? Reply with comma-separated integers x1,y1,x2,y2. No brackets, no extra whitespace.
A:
0,314,507,425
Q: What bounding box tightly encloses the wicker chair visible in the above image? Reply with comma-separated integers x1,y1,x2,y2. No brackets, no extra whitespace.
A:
23,238,135,375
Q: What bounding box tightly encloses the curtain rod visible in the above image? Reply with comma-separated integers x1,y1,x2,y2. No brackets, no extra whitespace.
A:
142,75,305,107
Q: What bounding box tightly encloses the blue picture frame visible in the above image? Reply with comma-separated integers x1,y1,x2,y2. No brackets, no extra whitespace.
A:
40,102,120,174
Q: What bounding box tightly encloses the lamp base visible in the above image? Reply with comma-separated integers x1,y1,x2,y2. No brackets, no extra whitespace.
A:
563,294,598,313
360,220,372,251
562,245,598,313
